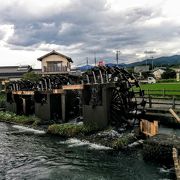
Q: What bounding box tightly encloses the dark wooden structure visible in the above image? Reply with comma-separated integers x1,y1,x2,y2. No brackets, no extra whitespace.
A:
6,66,145,128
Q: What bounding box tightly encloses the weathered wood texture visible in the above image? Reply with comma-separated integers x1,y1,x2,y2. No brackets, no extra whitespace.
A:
140,119,158,136
169,108,180,123
62,84,84,90
52,89,64,94
172,148,180,180
12,91,34,95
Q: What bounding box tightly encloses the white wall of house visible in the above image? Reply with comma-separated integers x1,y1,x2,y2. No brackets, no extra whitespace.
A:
153,69,165,79
41,54,71,73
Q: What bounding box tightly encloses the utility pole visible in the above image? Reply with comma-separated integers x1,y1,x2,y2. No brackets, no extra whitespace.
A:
151,56,154,70
116,50,120,65
94,52,97,66
86,57,88,66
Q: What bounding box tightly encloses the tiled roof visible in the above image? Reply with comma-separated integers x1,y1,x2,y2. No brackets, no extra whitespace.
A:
0,65,32,79
37,50,73,62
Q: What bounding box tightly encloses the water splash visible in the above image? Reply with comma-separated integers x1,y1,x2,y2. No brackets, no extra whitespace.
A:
12,125,46,135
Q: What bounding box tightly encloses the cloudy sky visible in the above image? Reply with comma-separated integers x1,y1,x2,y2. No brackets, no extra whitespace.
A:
0,0,180,68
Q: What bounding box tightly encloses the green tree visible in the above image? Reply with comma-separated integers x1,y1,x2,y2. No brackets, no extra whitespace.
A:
22,72,41,82
161,68,176,79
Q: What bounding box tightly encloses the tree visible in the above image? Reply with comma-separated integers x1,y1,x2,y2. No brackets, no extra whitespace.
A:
161,68,176,79
22,72,41,82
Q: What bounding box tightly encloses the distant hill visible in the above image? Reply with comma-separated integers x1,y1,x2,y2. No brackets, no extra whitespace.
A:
105,63,125,67
127,55,180,67
77,65,94,71
77,55,180,71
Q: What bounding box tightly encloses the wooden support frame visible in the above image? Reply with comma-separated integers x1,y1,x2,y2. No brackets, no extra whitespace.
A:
172,148,180,179
12,91,34,95
62,84,84,90
169,108,180,123
52,89,64,94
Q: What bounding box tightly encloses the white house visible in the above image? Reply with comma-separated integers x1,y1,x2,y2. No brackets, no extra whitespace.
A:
152,68,166,79
37,50,73,74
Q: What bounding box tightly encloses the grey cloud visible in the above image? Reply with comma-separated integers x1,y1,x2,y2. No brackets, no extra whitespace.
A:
0,0,179,65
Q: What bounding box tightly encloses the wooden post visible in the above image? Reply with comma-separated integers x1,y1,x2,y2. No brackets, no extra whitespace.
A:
147,89,149,95
22,98,26,115
172,96,175,109
172,148,180,179
149,95,152,108
61,92,66,122
163,89,165,97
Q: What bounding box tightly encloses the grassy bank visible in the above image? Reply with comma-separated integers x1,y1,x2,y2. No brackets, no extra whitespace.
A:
0,111,41,126
47,123,139,150
140,83,180,91
136,83,180,96
47,123,99,137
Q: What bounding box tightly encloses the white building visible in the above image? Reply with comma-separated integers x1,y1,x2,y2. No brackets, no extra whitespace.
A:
152,68,166,79
37,50,73,75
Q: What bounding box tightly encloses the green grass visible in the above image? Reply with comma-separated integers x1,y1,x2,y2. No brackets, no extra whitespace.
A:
137,83,180,96
0,111,41,126
111,133,137,150
157,79,178,83
47,123,100,137
140,83,180,90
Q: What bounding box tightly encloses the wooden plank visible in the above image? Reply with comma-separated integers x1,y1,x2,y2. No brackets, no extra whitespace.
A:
140,119,158,136
172,148,180,179
52,89,64,94
61,93,66,122
12,91,34,95
62,84,84,90
169,108,180,123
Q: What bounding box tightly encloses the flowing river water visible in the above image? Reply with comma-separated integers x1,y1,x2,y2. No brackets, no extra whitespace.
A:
0,122,175,180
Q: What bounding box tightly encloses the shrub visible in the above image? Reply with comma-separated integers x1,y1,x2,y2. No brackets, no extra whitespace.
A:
0,93,6,108
47,123,100,137
0,111,41,125
111,134,136,150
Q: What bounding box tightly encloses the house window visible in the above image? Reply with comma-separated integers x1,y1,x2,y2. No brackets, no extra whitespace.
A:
47,61,62,72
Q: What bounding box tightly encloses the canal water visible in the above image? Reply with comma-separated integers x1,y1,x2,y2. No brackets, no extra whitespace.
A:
0,122,174,180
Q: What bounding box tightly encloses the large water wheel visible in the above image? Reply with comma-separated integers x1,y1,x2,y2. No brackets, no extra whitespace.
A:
82,66,145,128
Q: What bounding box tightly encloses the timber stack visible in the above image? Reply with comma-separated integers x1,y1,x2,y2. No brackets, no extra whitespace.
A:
173,147,180,180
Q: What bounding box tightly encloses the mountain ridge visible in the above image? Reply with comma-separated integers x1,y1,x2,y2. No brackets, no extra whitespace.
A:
125,55,180,67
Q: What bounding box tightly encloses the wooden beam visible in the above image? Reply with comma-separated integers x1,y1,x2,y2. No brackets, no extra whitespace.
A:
169,108,180,123
61,93,66,122
62,84,84,90
12,91,34,95
52,89,64,94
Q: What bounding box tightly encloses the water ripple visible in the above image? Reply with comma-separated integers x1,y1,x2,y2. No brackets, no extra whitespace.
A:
0,122,173,180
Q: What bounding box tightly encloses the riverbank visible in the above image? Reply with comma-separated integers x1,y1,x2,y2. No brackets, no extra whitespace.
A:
0,111,142,151
47,123,141,150
0,111,42,126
